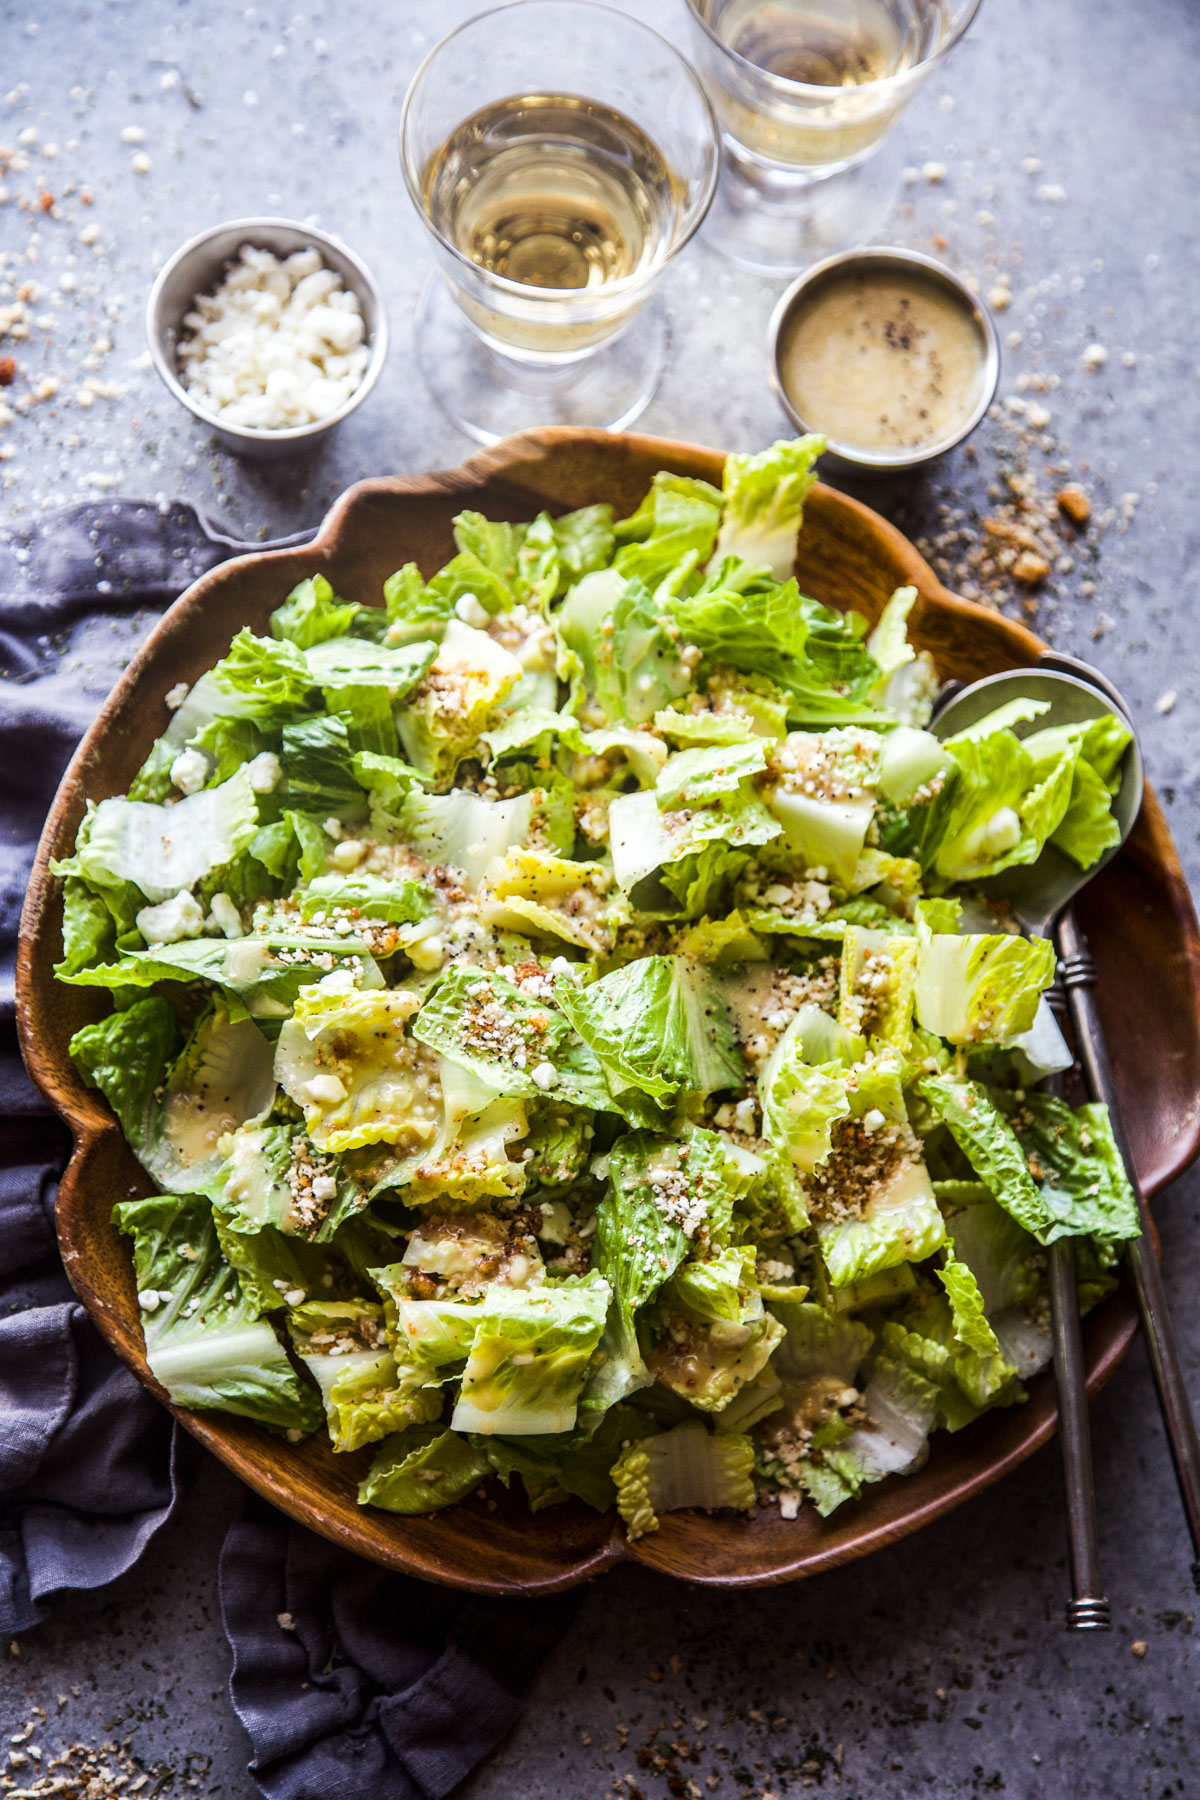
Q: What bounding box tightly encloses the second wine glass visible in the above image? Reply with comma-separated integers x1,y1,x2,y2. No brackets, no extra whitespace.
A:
400,0,720,445
685,0,985,273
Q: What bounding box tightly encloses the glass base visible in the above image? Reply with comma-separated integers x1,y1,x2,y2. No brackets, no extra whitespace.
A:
702,140,902,275
414,273,668,446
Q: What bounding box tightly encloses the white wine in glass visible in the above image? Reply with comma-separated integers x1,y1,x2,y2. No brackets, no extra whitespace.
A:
400,2,718,443
424,95,678,292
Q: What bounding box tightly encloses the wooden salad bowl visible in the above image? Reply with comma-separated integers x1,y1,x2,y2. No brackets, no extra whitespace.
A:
17,428,1200,1594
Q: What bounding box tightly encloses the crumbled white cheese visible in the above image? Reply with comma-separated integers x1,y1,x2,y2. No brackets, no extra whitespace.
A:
246,749,282,792
284,1287,306,1307
207,891,242,938
136,889,206,944
406,931,445,972
330,838,364,871
137,1288,162,1311
169,746,209,794
164,681,190,710
531,1060,559,1091
299,1073,348,1106
310,1174,337,1202
454,592,490,628
176,244,370,430
313,968,358,996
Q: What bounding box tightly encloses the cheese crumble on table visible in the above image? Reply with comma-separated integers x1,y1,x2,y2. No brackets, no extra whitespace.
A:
176,243,369,430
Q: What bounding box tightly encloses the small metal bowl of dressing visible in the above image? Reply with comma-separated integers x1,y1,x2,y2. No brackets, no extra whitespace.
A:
768,247,999,473
146,216,389,460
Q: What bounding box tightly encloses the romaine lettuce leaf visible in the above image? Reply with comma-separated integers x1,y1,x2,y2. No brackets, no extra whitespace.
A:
412,963,603,1107
612,1420,755,1538
54,766,260,904
397,786,536,892
72,997,274,1196
581,1132,695,1419
913,928,1055,1046
1008,1091,1140,1244
944,1197,1052,1381
608,787,780,903
919,1074,1053,1240
477,848,613,954
450,1272,612,1436
275,982,442,1153
651,1248,786,1413
925,711,1046,882
305,635,436,698
383,563,454,644
359,1425,490,1513
557,569,697,727
612,471,723,586
115,1194,321,1436
711,434,823,578
759,1005,856,1176
397,621,523,781
1051,756,1124,867
55,874,144,983
380,1060,529,1207
764,728,881,885
655,741,767,811
817,1152,946,1289
665,564,881,725
555,954,744,1105
211,628,315,718
281,716,367,821
271,574,363,649
296,871,433,925
287,1299,441,1452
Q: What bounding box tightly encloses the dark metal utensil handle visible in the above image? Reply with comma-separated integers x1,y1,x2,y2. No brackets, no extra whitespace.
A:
1041,1036,1109,1630
1047,1237,1110,1629
1058,906,1200,1588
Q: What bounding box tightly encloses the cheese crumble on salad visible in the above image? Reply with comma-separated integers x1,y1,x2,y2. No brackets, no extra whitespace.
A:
54,436,1139,1536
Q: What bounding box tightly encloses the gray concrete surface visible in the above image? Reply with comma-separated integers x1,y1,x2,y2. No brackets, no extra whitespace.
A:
3,0,1200,1791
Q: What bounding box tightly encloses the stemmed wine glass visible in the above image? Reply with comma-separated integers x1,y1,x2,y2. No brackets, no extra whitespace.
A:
683,0,985,273
400,0,720,444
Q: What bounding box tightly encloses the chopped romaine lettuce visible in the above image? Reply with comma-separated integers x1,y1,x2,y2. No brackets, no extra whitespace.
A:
115,1194,321,1436
914,927,1055,1046
359,1425,490,1514
612,1420,756,1538
55,434,1137,1536
711,435,823,578
450,1273,611,1437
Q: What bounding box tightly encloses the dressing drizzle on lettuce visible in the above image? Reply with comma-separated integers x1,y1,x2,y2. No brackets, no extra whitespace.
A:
55,437,1138,1533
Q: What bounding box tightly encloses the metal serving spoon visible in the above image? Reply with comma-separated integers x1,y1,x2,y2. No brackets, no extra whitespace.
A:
931,654,1200,1627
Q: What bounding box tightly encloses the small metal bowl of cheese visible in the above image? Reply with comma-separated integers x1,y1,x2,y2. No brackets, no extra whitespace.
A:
768,247,999,473
147,217,389,459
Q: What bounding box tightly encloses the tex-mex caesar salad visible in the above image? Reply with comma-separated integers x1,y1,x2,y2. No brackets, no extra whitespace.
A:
53,437,1139,1538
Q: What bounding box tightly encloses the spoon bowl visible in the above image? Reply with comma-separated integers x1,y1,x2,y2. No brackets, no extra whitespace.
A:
930,662,1144,937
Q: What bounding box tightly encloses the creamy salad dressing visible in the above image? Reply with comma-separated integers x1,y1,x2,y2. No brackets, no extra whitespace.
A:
778,267,989,455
